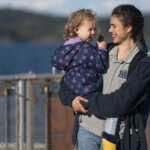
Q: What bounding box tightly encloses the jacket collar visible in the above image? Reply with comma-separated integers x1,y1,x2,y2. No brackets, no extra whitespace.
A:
109,45,140,64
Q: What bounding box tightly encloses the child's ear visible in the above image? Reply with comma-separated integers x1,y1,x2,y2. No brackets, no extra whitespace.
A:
74,28,78,34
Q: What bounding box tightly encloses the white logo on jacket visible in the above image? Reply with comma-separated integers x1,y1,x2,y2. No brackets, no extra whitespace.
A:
118,70,128,79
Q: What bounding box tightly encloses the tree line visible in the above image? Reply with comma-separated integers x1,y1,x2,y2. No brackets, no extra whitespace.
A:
0,9,150,42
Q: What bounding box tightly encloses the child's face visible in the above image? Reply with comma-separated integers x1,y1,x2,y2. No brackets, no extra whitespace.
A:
76,19,96,41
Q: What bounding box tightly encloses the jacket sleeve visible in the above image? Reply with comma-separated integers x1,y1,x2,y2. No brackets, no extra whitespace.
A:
84,42,108,73
58,77,77,107
58,58,150,117
50,44,78,70
88,60,150,118
58,77,90,109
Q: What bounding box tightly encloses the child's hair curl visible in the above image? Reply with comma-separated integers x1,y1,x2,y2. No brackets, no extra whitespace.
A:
63,9,99,40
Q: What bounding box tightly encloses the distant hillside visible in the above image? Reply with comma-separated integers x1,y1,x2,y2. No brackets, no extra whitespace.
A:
0,9,67,42
0,9,150,42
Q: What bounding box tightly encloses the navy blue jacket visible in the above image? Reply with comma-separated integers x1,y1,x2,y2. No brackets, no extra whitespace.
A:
59,54,150,149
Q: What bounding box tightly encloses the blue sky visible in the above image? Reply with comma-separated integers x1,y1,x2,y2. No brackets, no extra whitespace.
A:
0,0,150,17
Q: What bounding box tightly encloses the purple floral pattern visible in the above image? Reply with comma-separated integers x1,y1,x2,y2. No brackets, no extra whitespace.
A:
50,41,108,95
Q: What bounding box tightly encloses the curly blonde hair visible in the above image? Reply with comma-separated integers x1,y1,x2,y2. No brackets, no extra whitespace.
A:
63,9,99,40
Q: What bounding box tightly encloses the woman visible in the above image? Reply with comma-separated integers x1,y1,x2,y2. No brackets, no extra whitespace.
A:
59,4,150,150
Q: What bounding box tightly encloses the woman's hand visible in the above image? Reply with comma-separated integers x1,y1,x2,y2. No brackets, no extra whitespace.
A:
72,96,88,113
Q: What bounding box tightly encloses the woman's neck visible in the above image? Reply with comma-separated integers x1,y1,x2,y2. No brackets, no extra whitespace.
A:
117,40,135,60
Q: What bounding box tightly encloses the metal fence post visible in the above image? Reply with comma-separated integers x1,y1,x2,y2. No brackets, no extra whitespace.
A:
16,80,24,150
26,79,33,150
43,84,51,150
4,88,9,150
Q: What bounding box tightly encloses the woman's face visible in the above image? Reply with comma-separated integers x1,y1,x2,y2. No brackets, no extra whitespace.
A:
109,15,132,44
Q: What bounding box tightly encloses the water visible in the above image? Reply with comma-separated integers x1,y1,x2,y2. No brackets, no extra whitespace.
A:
0,42,58,75
0,41,150,75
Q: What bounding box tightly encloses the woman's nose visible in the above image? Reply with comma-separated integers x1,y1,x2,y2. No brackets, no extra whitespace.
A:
109,27,112,33
92,30,95,35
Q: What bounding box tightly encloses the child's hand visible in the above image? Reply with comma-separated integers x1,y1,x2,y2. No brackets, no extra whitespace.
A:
97,34,104,42
97,41,107,49
96,34,107,49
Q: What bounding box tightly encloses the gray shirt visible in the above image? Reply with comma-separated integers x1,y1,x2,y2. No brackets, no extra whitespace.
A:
79,45,140,136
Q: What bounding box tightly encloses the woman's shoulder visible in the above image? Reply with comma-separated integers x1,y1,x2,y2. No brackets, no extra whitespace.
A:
137,53,150,74
141,52,150,62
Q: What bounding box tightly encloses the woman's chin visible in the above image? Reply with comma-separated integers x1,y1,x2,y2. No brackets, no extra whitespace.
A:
112,39,120,44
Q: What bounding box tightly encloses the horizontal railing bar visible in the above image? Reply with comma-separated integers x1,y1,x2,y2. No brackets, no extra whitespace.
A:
0,73,63,81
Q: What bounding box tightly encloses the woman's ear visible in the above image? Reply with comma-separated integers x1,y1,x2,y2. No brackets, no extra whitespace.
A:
127,25,132,33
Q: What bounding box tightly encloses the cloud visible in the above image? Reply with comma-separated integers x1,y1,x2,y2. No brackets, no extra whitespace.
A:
0,0,150,17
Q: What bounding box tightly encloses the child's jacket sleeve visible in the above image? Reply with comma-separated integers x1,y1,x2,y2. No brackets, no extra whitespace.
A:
50,44,79,70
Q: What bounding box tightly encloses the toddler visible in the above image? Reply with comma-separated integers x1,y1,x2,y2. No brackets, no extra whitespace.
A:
50,8,117,150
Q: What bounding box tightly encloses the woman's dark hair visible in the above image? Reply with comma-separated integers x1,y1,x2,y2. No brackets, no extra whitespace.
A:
112,4,148,52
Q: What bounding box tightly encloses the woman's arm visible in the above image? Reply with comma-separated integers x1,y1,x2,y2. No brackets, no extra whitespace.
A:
58,78,88,113
59,58,150,117
88,60,150,117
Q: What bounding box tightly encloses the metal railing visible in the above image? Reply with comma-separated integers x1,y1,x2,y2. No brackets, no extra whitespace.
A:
0,73,63,150
2,72,149,150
